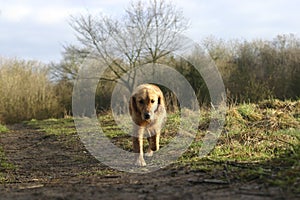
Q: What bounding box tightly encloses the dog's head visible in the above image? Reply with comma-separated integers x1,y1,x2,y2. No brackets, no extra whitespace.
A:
130,84,163,122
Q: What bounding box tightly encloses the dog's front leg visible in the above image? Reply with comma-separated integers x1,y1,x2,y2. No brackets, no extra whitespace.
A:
133,126,146,166
146,129,160,157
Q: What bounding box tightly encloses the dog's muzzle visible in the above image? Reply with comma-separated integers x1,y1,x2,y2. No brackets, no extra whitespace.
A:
144,112,151,120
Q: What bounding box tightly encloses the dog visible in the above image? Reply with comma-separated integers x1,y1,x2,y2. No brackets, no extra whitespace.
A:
129,84,166,166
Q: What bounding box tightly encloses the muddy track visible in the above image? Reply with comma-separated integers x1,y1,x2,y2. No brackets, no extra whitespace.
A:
0,124,294,199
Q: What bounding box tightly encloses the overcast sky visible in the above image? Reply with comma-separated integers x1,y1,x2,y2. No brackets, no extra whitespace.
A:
0,0,299,63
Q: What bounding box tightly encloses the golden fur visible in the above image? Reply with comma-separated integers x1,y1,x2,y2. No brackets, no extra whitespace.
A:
129,84,166,166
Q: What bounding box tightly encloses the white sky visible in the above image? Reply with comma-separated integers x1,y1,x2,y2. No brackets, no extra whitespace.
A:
0,0,299,63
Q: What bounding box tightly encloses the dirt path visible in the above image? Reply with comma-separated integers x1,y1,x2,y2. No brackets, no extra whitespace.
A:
0,124,294,199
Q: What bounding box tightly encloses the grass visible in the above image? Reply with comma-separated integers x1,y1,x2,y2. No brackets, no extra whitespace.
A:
0,147,15,170
0,124,9,133
26,118,76,136
181,99,300,193
0,58,63,124
0,124,14,183
25,99,300,193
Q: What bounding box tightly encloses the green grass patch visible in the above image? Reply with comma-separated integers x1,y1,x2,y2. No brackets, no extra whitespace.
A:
0,124,9,133
0,124,14,183
0,149,14,170
0,147,15,183
26,118,76,136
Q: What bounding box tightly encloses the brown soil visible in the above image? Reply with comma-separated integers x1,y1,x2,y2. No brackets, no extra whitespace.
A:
0,124,297,200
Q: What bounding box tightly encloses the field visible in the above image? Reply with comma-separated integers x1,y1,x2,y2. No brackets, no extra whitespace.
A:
0,99,299,199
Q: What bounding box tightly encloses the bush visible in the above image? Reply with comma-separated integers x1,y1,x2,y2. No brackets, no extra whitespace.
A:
0,58,63,123
204,34,300,103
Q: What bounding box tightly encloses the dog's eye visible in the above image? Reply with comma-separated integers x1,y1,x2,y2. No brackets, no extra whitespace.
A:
139,100,144,104
151,99,155,103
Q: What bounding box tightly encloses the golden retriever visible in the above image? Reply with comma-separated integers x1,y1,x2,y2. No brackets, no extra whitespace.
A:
129,84,166,166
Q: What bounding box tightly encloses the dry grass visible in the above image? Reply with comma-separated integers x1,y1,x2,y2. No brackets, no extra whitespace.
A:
207,100,300,160
0,58,63,123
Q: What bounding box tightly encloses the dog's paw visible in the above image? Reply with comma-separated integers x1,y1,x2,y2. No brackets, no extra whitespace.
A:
145,150,153,157
135,157,146,166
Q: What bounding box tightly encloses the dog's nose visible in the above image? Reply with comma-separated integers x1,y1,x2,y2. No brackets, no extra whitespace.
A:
144,113,151,120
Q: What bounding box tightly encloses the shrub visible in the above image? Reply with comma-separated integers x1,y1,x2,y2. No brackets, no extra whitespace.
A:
0,58,63,123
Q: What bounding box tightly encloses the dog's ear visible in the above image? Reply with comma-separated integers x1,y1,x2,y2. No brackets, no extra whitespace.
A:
155,95,162,113
158,96,161,105
129,96,139,114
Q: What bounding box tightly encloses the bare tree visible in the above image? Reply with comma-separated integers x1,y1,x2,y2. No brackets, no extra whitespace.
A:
68,0,189,91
